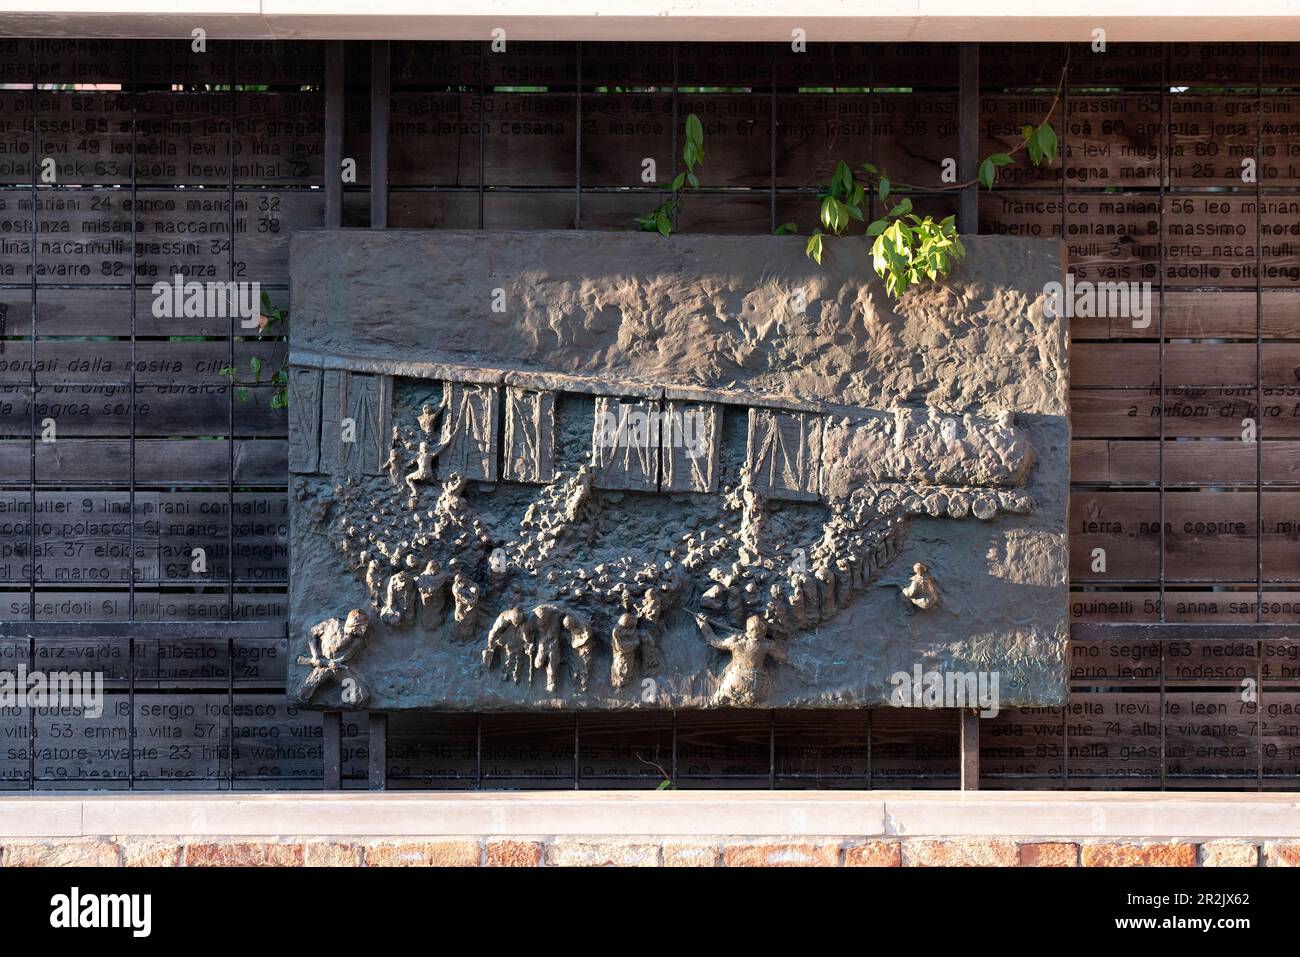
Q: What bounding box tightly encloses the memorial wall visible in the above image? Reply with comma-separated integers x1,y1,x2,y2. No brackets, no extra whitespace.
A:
0,38,1295,787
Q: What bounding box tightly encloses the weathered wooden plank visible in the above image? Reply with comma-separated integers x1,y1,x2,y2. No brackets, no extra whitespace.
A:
1071,590,1300,623
1073,343,1300,388
1069,389,1300,439
0,589,287,622
1071,439,1300,486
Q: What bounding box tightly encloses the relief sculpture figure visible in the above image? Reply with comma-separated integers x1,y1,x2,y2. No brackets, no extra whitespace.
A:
295,609,371,707
693,612,788,708
483,607,529,683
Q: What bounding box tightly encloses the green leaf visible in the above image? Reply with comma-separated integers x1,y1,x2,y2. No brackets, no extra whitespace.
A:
865,218,888,237
235,387,249,403
978,157,995,190
832,160,853,197
774,222,798,235
249,356,263,377
878,177,890,203
685,113,704,145
805,232,824,265
888,198,912,217
1035,123,1058,164
686,171,699,189
989,152,1014,168
655,211,672,237
819,196,837,231
861,162,878,176
671,172,686,192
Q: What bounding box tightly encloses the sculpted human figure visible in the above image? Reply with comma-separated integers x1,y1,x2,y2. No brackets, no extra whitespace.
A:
901,562,940,611
529,603,565,693
416,559,450,629
433,472,471,537
417,400,446,437
483,607,529,683
813,564,837,622
295,609,371,707
564,464,594,522
609,612,641,689
693,612,788,708
364,557,384,606
731,465,767,560
405,441,438,500
380,568,416,626
764,582,797,638
450,572,480,643
563,611,597,693
382,426,403,486
636,588,664,675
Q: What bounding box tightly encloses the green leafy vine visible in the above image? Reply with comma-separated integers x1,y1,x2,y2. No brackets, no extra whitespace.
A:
786,56,1069,298
636,113,705,236
220,291,289,409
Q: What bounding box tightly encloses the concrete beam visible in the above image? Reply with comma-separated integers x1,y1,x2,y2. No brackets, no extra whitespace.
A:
2,2,1300,42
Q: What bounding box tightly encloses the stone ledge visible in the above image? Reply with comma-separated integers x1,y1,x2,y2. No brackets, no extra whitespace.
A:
2,791,1299,840
0,837,1286,867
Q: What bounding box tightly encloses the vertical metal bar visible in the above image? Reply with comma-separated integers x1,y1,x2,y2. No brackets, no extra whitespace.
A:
768,711,776,789
957,44,979,233
26,42,35,792
670,709,677,783
27,42,36,633
1158,47,1169,788
475,713,483,788
370,41,390,228
227,635,235,789
865,708,872,790
1158,47,1168,626
575,42,582,230
226,42,238,793
1257,640,1264,790
1255,45,1265,793
128,42,138,624
324,43,344,228
1254,42,1263,623
27,637,34,789
1159,639,1167,789
477,42,485,230
368,712,387,790
670,43,679,230
573,714,580,790
769,44,776,233
959,709,980,790
128,637,135,790
226,37,237,687
322,711,342,790
1059,43,1071,793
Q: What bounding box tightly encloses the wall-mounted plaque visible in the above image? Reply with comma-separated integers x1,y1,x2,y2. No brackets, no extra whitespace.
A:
287,231,1069,711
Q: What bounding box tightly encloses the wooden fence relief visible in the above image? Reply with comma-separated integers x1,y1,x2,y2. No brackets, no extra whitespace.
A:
0,38,1297,788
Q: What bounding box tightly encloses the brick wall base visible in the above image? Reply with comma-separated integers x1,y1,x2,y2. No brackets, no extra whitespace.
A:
0,837,1283,867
